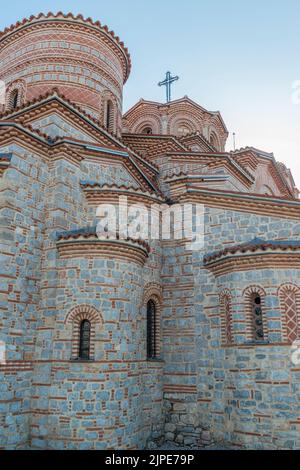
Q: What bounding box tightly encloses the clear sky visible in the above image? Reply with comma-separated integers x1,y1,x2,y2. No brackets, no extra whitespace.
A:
1,0,300,186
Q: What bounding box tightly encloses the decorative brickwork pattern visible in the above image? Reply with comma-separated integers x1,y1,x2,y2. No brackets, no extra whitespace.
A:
278,284,300,344
220,289,233,345
0,12,130,136
123,98,228,151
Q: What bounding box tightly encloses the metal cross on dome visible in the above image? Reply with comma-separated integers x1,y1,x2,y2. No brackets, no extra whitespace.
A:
158,71,179,103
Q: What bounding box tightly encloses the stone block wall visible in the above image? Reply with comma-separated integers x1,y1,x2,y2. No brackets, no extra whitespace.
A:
2,141,300,449
161,206,300,449
0,139,164,449
0,143,47,448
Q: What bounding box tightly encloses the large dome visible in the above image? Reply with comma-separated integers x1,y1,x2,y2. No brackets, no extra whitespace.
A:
0,12,131,136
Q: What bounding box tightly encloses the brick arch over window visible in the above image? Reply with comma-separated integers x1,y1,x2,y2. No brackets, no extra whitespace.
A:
169,117,197,137
142,283,163,358
243,286,268,341
261,184,275,196
209,130,220,151
65,305,103,360
168,112,201,135
100,91,118,134
278,284,300,344
133,115,161,135
141,126,153,135
5,80,26,111
219,289,233,345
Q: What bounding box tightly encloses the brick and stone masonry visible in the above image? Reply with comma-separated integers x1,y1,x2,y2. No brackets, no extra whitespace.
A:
0,12,300,450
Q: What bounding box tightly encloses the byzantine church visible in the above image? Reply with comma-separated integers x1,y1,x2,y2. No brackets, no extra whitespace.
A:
0,12,300,450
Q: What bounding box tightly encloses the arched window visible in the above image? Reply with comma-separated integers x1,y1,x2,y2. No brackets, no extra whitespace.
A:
143,283,162,359
147,300,157,359
220,290,233,344
9,90,19,110
65,305,103,361
251,294,264,340
244,286,267,342
79,319,91,360
106,100,114,133
278,284,300,344
209,132,219,150
261,185,274,196
5,81,25,112
142,126,153,135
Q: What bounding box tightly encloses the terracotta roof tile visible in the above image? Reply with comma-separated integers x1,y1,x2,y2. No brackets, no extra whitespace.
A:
204,237,300,264
56,226,150,252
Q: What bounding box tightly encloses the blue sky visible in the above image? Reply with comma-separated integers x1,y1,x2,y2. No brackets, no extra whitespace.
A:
2,0,300,186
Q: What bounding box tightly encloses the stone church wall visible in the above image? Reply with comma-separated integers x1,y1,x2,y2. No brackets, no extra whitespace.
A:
161,206,300,449
0,143,48,448
0,145,163,449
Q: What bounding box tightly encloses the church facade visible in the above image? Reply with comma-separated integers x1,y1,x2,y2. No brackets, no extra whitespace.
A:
1,12,300,450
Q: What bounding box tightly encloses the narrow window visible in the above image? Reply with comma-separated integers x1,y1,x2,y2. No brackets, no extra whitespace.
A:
10,90,19,110
147,300,157,359
224,295,233,344
252,295,264,340
142,127,152,135
106,100,114,133
79,319,91,360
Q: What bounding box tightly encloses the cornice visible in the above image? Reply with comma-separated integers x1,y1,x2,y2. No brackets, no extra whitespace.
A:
0,90,159,177
0,111,159,194
0,89,122,144
178,131,216,152
0,122,50,156
204,238,300,263
204,252,300,277
179,188,300,219
232,147,294,197
80,180,164,203
164,152,255,183
56,227,150,266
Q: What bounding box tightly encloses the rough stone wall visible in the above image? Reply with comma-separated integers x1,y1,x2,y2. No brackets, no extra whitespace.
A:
207,266,300,449
37,255,149,449
0,143,48,448
2,139,300,449
0,143,162,449
161,206,300,449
